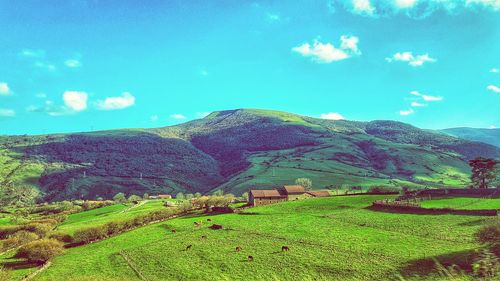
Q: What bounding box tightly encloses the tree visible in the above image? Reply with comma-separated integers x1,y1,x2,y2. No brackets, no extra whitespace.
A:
241,192,249,201
295,178,313,191
0,184,39,208
175,192,185,200
213,189,224,196
185,193,194,200
128,195,142,203
113,192,127,203
194,192,202,198
143,193,149,199
469,158,498,189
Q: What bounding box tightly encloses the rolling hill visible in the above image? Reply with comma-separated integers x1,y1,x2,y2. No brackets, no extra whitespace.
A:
1,109,500,201
441,127,500,148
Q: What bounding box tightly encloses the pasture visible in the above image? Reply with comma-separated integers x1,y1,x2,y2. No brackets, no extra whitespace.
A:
1,195,496,280
420,197,500,210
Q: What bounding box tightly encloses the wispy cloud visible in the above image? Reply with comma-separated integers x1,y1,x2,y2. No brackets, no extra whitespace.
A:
0,82,12,96
34,61,57,72
399,108,414,116
487,85,500,93
0,109,15,117
292,35,361,63
386,52,436,67
19,49,45,58
410,90,443,101
170,114,186,120
150,115,159,122
411,101,427,107
320,112,345,120
96,92,135,110
490,68,499,73
64,59,82,68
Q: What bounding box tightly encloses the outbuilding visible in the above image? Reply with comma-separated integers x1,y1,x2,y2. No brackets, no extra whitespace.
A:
249,189,287,206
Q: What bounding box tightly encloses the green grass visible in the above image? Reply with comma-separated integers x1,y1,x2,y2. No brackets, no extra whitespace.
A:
420,198,500,210
56,200,168,234
1,195,493,280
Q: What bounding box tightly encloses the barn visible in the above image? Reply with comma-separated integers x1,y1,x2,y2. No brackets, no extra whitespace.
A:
306,191,331,197
249,189,287,206
277,185,308,200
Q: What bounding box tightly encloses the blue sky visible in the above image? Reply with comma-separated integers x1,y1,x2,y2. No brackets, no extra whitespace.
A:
0,0,499,135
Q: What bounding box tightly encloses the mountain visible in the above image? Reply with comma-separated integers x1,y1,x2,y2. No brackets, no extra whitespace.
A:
441,127,500,148
1,109,499,201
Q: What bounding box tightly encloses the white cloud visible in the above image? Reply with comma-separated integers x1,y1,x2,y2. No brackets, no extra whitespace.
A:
490,68,499,73
64,59,82,68
0,109,15,117
200,70,209,76
352,0,376,15
292,35,361,63
96,92,135,110
63,91,88,112
170,114,186,120
487,85,500,93
150,115,159,122
320,112,345,120
386,52,436,67
267,13,281,21
0,82,11,96
36,93,47,98
410,90,443,101
490,125,497,129
196,112,211,118
34,61,57,72
394,0,418,8
411,101,427,107
399,108,414,116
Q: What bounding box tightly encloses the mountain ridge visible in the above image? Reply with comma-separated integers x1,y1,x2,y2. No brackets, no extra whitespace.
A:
1,108,499,201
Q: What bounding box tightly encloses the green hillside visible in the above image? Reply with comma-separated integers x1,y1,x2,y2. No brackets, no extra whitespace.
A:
1,195,496,280
441,127,500,148
1,109,500,201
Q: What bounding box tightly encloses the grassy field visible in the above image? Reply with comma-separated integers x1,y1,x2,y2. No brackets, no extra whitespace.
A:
420,198,500,210
56,200,168,234
1,195,495,280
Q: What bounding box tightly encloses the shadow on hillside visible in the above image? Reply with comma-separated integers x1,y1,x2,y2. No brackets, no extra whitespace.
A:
399,249,479,279
1,259,39,270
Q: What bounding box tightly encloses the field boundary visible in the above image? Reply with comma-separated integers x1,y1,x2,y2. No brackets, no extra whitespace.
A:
20,261,51,281
370,202,498,216
119,250,149,281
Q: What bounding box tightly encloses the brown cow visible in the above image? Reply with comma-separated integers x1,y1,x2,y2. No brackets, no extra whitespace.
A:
201,235,207,239
235,246,242,252
207,218,212,222
247,255,254,262
186,245,192,250
171,229,177,233
282,246,290,252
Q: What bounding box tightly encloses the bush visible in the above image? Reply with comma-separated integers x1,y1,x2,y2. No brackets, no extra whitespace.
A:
476,220,500,256
16,239,64,263
73,227,107,244
104,221,126,236
22,223,53,238
0,266,10,281
367,186,400,194
48,232,73,243
1,231,38,251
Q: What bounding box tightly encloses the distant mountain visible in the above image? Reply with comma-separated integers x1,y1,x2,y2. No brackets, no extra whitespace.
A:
441,127,500,148
1,109,499,201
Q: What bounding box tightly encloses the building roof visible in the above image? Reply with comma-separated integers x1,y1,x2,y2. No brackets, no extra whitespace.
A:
306,191,331,197
250,189,285,198
280,185,306,194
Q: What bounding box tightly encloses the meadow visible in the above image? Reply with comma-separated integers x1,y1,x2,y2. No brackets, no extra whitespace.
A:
1,195,497,280
420,198,500,210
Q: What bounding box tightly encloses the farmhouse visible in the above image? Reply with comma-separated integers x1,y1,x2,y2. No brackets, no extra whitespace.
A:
249,189,287,206
158,194,172,199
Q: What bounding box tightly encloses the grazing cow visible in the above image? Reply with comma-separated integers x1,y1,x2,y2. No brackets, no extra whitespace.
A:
207,218,212,222
186,245,192,250
282,246,290,252
235,246,242,252
247,255,254,262
201,235,207,239
194,222,201,227
171,229,177,233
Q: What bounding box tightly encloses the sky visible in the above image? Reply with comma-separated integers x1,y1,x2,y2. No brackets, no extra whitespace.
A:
0,0,499,135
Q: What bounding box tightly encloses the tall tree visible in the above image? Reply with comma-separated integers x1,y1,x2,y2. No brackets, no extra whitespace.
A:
468,158,498,189
295,178,313,191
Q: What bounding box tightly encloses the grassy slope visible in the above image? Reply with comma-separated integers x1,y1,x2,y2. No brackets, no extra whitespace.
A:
56,200,168,234
0,195,491,280
420,198,500,210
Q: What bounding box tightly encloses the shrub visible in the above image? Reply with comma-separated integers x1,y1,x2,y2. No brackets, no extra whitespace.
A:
0,226,22,239
73,227,107,244
0,266,10,281
476,220,500,255
48,232,73,243
367,186,400,194
1,231,38,251
104,221,126,236
16,239,64,263
22,223,53,238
